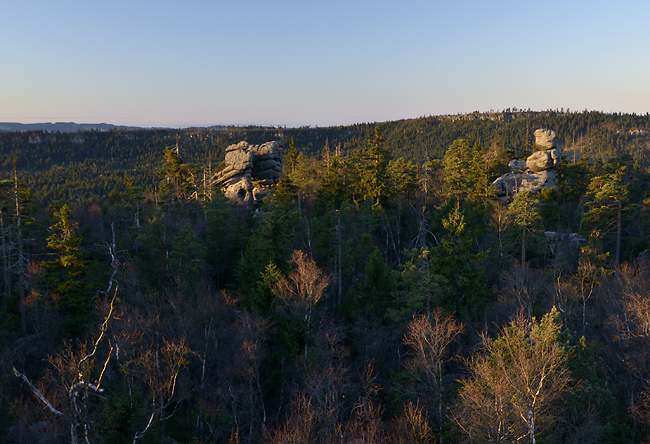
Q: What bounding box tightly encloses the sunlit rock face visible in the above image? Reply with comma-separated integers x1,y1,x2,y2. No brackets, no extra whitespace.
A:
492,128,562,200
213,141,282,205
526,148,562,172
534,128,558,150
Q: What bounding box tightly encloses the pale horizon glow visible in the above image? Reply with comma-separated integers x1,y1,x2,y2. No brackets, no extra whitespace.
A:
2,0,649,128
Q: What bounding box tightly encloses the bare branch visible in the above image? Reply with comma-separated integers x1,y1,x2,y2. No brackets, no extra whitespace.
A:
12,366,64,416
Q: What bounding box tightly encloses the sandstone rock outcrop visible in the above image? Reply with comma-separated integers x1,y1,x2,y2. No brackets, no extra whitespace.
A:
534,128,558,149
526,148,562,172
492,169,559,199
492,128,562,200
213,141,282,205
544,231,587,271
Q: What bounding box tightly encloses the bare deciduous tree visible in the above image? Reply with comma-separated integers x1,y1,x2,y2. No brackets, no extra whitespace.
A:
403,309,463,444
131,338,192,443
272,250,331,356
454,308,571,444
389,400,432,444
500,265,547,321
343,363,386,444
454,355,518,443
267,393,316,444
618,262,650,339
13,293,116,444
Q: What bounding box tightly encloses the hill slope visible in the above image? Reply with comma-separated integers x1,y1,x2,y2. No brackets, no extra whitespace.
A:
0,110,648,204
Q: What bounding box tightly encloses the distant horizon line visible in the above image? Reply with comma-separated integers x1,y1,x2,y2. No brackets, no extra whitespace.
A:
3,108,650,132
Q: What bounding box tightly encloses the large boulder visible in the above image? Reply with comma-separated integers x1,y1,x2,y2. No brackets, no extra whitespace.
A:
492,129,562,200
534,128,558,149
224,149,255,172
214,141,283,205
526,148,561,172
493,170,558,198
509,159,527,173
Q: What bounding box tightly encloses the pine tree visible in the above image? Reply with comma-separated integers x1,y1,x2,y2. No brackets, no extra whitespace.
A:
508,191,542,267
356,127,391,211
430,207,488,319
45,204,90,336
442,139,472,209
442,139,492,209
583,167,629,266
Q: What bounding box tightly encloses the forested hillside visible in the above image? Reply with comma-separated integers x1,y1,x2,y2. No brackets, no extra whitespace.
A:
1,110,650,443
2,110,649,204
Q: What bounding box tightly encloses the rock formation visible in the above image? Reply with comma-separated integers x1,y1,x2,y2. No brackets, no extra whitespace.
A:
526,148,562,172
213,141,283,205
534,128,558,150
544,231,587,271
492,128,562,200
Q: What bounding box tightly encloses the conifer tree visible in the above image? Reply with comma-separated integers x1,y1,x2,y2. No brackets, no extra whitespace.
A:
356,127,391,211
583,167,629,266
508,191,542,267
45,204,90,336
430,207,488,319
442,139,493,209
442,139,472,209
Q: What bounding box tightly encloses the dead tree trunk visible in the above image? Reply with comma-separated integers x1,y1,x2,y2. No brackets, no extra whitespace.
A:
14,167,26,335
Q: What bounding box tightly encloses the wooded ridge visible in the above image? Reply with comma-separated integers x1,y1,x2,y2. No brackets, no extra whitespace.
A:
0,110,649,443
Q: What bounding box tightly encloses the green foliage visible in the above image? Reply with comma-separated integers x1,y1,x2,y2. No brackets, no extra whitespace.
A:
134,210,171,287
583,167,631,266
442,139,494,212
584,168,629,222
536,187,562,227
558,338,628,444
101,389,149,444
284,137,299,174
5,112,650,444
44,204,94,336
387,157,418,202
317,155,353,211
386,247,446,324
46,204,83,270
269,174,299,212
359,247,395,320
486,131,512,180
353,127,392,211
442,139,473,208
158,146,199,203
508,191,542,229
430,207,489,319
556,155,593,202
204,192,239,287
3,111,650,206
237,211,295,314
508,191,544,266
169,224,206,283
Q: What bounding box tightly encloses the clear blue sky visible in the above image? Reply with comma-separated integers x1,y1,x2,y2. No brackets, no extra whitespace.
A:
2,0,649,127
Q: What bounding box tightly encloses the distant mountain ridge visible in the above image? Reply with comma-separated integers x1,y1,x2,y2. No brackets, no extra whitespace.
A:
0,122,142,132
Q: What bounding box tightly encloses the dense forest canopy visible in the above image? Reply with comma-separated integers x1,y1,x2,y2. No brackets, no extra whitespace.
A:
1,109,649,205
1,110,649,443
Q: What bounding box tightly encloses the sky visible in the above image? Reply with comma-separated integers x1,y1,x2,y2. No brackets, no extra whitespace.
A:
1,0,649,128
